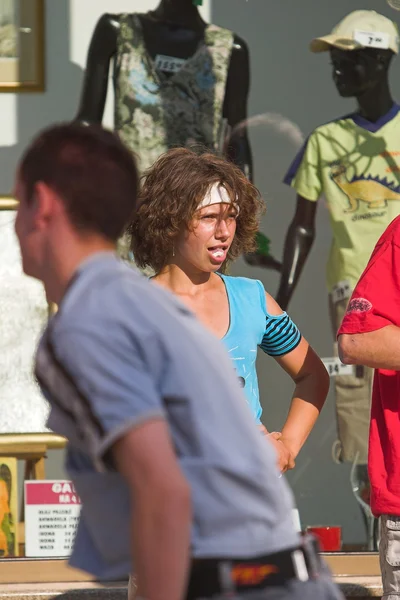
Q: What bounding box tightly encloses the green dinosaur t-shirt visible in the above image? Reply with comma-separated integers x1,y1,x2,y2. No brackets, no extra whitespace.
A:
284,104,400,291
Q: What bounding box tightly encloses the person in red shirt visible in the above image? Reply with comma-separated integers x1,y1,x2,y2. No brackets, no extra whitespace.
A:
338,214,400,598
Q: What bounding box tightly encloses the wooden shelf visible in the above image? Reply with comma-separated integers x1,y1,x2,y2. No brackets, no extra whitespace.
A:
0,558,94,584
0,553,381,584
0,197,18,210
324,552,380,576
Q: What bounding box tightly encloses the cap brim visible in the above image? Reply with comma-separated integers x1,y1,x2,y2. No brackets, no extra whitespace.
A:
310,35,363,53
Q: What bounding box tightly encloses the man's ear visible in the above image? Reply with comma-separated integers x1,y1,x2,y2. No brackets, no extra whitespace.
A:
33,182,59,230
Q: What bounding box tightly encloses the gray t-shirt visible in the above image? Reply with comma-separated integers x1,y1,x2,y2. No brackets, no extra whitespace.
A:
35,253,298,580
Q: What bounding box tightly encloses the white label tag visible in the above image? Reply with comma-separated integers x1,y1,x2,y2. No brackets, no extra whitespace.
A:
353,30,390,49
154,54,186,74
322,357,355,377
25,480,81,558
292,508,301,533
330,280,351,304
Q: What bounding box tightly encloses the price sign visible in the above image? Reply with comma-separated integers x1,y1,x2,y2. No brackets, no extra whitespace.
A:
154,54,186,74
354,30,390,49
25,480,81,558
322,357,355,377
330,280,351,305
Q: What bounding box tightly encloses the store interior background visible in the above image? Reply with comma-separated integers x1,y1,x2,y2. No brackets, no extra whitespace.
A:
1,0,399,548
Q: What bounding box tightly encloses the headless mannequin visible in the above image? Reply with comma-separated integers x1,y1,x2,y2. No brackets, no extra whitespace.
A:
76,0,252,177
276,47,394,309
76,0,281,271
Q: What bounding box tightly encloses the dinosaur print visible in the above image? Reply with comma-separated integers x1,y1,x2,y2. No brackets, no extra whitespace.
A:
330,163,400,213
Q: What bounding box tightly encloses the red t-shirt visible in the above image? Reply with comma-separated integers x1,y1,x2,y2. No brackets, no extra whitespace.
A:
338,215,400,517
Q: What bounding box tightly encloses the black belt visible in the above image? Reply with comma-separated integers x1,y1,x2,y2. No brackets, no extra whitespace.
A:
187,534,322,599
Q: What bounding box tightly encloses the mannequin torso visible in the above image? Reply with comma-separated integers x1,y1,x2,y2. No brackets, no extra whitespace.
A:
277,47,396,308
76,2,253,178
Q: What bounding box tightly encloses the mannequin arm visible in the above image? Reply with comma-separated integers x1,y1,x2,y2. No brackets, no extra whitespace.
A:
275,195,317,310
223,35,253,182
75,14,119,124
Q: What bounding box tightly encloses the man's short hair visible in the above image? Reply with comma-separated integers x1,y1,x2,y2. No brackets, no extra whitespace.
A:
19,122,139,242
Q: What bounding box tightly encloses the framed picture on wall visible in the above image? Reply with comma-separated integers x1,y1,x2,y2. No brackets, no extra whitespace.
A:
0,457,18,557
0,0,44,92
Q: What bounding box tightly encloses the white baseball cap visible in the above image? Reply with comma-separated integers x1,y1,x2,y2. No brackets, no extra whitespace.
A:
310,10,399,55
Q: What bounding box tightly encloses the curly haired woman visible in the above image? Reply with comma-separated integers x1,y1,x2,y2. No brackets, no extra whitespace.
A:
130,147,329,473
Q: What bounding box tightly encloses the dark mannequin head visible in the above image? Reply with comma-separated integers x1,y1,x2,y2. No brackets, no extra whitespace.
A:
153,0,203,22
330,47,394,98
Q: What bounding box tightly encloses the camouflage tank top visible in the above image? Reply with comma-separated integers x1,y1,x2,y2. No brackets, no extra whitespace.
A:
114,14,234,173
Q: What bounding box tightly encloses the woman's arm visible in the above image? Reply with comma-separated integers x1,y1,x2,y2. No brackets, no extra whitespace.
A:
264,293,329,464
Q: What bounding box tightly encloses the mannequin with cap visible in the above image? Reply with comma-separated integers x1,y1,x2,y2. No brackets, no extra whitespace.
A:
278,9,399,313
277,9,400,547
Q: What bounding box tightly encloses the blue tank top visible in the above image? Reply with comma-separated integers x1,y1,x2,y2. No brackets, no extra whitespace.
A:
218,274,301,424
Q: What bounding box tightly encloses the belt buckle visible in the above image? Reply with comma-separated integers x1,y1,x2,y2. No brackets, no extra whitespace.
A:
231,562,279,587
219,560,280,594
292,549,310,582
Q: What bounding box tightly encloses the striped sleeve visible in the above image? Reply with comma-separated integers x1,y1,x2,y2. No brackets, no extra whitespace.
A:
259,313,302,357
